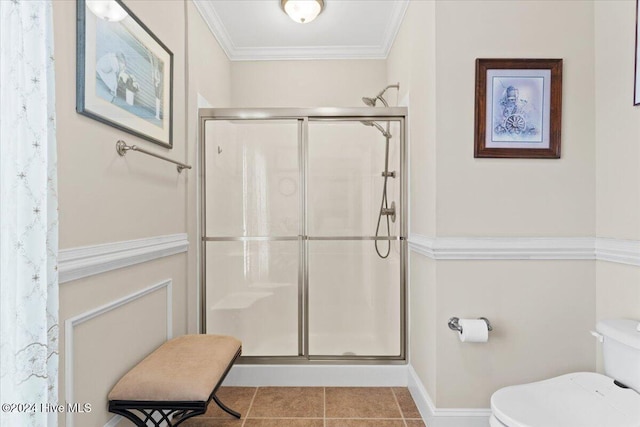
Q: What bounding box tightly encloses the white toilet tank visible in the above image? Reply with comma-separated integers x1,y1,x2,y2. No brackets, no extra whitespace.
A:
596,319,640,393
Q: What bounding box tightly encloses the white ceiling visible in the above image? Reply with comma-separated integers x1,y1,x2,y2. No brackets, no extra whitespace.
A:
192,0,409,61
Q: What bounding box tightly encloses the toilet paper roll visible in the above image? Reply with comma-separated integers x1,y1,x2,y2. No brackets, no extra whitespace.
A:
458,318,489,343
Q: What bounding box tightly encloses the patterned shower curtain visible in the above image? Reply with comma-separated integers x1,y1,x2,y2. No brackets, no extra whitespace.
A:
0,1,59,426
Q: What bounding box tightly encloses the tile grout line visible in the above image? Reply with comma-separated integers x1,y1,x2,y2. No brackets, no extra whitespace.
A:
323,386,326,427
324,417,416,421
241,386,259,427
391,387,408,427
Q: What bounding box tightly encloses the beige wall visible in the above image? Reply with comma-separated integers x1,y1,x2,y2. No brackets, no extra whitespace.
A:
186,0,232,333
389,0,597,409
436,260,595,407
594,0,640,366
436,0,595,237
387,0,437,238
54,0,230,424
595,0,640,241
409,253,437,400
230,60,388,107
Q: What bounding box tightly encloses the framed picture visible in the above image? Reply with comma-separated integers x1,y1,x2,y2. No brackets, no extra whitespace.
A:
77,0,173,148
474,58,562,159
635,0,640,105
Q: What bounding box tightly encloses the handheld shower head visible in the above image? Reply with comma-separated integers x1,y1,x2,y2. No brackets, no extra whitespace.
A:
361,120,391,138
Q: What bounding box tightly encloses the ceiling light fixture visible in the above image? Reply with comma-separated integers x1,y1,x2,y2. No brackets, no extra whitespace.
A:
86,0,128,22
281,0,324,24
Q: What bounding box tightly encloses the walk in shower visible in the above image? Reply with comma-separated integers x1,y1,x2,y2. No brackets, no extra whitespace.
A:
199,106,407,363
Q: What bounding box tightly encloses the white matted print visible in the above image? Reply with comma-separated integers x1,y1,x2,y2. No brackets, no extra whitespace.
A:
474,58,562,159
77,0,173,148
486,69,551,149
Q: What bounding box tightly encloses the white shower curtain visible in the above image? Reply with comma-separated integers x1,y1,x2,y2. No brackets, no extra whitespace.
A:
0,1,59,426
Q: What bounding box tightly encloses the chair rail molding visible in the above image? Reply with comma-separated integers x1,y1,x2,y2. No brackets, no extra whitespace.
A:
595,237,640,266
409,234,640,265
59,233,189,283
408,234,595,260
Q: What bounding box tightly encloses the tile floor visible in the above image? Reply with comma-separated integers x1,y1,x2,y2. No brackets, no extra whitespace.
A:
183,387,426,427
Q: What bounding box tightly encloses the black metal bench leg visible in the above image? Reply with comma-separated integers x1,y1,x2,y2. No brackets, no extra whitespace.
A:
212,393,241,419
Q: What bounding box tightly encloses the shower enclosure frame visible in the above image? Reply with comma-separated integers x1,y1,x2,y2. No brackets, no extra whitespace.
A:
199,107,408,364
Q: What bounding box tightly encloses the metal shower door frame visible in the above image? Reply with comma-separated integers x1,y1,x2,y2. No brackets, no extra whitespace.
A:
199,107,408,364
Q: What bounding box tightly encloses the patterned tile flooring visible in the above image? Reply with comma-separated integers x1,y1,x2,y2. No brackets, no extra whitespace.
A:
182,387,426,427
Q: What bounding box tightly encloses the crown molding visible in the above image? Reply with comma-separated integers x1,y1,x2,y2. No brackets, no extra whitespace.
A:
192,0,235,60
380,0,409,57
192,0,409,61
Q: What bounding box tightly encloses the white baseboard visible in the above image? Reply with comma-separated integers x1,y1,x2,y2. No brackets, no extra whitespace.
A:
407,365,491,427
223,364,409,387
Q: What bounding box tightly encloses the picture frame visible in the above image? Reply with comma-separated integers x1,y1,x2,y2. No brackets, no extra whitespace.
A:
474,58,562,159
635,0,640,105
77,0,173,148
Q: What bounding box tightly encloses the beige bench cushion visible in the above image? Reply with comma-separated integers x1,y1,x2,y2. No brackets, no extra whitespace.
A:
108,334,241,402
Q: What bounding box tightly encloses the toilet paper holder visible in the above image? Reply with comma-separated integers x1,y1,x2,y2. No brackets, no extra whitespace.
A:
448,317,493,333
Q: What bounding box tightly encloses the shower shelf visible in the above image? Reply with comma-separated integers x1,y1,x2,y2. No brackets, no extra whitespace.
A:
248,282,293,289
211,291,273,310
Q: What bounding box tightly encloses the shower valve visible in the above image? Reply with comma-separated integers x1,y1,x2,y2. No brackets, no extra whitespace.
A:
381,201,396,223
381,171,396,178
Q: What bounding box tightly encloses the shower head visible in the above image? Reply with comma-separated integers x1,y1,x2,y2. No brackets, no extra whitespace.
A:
361,95,388,107
361,120,391,138
361,83,400,107
362,97,377,107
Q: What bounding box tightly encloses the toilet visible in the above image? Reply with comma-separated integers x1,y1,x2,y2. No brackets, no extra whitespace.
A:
490,319,640,427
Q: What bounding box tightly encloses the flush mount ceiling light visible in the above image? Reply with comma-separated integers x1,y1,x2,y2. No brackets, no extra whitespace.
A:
281,0,325,24
86,0,128,22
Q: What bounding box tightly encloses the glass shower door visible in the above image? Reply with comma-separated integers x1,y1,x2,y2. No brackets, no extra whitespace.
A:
203,119,301,357
307,120,403,357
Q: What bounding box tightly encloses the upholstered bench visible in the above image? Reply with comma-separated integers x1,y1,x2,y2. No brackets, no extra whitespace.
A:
108,334,242,427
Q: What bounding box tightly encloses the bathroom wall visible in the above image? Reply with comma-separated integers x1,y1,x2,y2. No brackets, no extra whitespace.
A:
230,60,388,108
53,0,230,424
186,0,232,333
594,0,640,367
386,0,438,401
387,0,597,410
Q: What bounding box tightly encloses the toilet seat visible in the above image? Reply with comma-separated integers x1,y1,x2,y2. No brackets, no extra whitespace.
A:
491,372,640,427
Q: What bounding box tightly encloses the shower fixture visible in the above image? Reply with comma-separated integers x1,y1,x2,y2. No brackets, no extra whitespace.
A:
361,83,400,108
360,120,391,138
381,201,396,223
361,83,401,259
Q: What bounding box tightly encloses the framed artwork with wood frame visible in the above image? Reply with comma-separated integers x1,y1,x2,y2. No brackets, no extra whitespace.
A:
635,0,640,105
474,58,562,159
77,0,174,148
